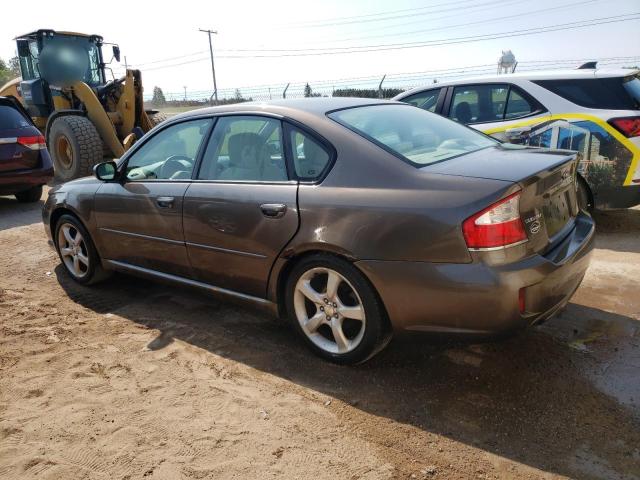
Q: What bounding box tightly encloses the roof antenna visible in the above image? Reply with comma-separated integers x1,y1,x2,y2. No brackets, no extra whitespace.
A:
577,61,598,69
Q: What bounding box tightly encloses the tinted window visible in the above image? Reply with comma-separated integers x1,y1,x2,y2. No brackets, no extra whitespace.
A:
449,84,509,123
289,128,331,180
0,104,31,130
198,116,287,182
535,76,640,110
125,119,212,181
329,104,496,167
505,89,534,119
401,89,441,112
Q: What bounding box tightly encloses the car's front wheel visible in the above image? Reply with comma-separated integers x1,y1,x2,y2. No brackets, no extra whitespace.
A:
285,254,391,364
54,214,109,285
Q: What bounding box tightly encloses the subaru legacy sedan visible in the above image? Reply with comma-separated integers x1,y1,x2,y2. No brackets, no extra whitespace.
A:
43,98,594,364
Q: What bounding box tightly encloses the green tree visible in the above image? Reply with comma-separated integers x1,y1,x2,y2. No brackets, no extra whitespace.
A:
304,83,312,97
151,86,166,106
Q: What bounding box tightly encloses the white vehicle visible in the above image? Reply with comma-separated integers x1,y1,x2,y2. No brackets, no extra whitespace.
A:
394,66,640,209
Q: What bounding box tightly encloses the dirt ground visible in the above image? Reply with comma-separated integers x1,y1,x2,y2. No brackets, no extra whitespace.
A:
0,191,639,480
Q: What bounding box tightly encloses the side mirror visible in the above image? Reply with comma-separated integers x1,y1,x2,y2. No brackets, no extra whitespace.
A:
505,126,532,141
94,161,117,181
17,39,30,57
112,45,121,63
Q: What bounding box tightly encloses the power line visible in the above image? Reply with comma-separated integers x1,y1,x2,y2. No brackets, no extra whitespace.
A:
215,13,640,54
300,0,601,45
149,56,640,99
276,0,489,27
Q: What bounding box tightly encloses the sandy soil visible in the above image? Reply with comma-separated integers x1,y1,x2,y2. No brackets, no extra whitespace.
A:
0,194,639,480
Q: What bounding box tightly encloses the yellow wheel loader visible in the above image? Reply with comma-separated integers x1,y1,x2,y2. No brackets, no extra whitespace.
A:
0,29,167,181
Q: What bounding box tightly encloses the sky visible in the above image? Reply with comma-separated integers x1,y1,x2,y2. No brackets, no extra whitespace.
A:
1,0,639,100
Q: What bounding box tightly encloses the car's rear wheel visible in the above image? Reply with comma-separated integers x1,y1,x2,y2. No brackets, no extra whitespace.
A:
54,214,109,285
285,254,391,364
15,185,42,203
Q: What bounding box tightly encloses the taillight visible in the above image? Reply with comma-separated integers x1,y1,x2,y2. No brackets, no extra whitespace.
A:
462,191,527,250
17,135,46,150
608,116,640,138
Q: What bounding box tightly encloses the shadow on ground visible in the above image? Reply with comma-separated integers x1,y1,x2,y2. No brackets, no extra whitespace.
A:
56,265,640,479
0,196,44,231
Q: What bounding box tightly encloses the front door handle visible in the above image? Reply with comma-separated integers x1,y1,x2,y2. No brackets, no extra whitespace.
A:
260,203,287,218
156,196,175,209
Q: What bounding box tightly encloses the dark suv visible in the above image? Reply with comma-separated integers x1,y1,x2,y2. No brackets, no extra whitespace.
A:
0,96,53,202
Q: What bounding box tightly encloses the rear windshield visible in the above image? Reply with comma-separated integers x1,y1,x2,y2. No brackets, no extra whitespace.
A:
534,75,640,110
328,104,497,166
0,104,32,130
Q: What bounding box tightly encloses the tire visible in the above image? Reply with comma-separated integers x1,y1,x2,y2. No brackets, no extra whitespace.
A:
577,176,594,213
49,115,103,182
54,214,110,285
15,185,43,203
148,112,168,128
285,254,392,365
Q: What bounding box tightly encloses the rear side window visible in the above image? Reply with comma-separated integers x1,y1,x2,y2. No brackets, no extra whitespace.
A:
0,104,32,130
288,127,331,180
535,76,640,110
505,89,534,119
449,84,509,123
400,88,441,112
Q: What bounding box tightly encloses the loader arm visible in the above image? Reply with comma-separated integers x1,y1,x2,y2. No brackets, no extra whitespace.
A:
71,80,125,158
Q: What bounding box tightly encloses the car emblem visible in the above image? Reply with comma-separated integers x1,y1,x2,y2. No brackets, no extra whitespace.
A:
529,220,541,234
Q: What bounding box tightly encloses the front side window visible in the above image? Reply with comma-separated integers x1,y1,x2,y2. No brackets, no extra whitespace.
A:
449,84,509,124
198,116,287,182
401,89,441,112
125,119,212,181
329,104,497,167
289,128,331,180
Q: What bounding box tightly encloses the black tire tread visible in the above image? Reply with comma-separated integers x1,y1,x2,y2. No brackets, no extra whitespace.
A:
50,116,103,181
15,185,43,203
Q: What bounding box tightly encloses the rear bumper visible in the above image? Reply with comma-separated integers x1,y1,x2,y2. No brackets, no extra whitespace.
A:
0,152,54,195
356,213,595,335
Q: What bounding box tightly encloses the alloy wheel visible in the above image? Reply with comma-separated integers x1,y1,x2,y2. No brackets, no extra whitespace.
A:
293,267,366,354
57,223,90,278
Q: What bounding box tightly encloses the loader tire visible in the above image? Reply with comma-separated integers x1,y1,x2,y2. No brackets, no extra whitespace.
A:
148,112,168,128
49,115,104,182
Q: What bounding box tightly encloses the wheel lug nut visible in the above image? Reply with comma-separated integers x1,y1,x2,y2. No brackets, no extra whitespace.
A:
334,314,339,318
326,316,331,321
332,303,337,308
324,298,328,304
320,306,324,311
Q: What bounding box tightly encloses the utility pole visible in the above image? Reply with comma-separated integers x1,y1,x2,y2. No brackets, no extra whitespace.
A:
183,86,187,101
124,56,128,70
199,28,218,104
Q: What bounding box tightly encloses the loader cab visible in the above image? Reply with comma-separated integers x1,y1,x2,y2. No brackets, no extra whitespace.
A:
15,30,109,119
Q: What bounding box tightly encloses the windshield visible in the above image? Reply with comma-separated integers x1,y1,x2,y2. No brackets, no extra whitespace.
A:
329,104,497,166
41,35,104,86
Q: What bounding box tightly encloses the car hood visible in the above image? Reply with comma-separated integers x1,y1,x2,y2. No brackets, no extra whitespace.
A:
421,145,577,182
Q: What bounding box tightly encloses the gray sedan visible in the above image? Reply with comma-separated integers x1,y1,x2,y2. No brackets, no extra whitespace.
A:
43,98,595,364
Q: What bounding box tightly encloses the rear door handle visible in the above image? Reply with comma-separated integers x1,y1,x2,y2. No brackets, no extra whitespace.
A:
156,196,175,208
260,203,287,218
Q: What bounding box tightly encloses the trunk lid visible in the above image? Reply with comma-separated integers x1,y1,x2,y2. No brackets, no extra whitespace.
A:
423,144,580,254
